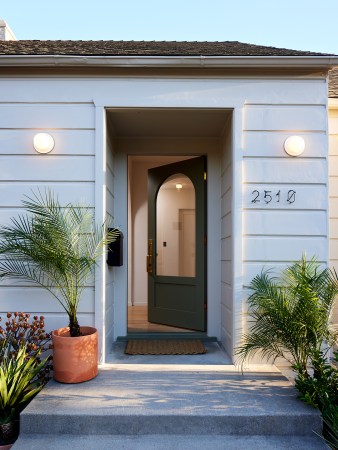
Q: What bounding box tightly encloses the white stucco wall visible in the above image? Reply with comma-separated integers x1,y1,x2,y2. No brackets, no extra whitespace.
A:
0,71,329,362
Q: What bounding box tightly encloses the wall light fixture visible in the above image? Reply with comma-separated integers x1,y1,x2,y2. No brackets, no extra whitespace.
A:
33,133,55,154
284,136,305,157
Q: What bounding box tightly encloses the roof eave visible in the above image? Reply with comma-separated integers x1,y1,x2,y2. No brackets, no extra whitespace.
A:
0,55,338,69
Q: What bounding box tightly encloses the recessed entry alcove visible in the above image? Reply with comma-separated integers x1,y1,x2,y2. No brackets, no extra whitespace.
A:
105,108,233,345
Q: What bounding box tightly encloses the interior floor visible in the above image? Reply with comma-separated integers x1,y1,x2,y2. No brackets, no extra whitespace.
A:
127,305,194,333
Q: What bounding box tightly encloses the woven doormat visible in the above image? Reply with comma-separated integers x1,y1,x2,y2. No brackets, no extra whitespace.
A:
125,339,206,355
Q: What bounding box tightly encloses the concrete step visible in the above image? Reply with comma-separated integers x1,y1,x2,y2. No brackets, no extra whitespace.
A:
16,364,323,438
13,433,328,449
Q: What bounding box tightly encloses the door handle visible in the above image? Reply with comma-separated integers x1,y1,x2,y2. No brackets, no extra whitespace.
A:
147,239,153,274
146,254,153,274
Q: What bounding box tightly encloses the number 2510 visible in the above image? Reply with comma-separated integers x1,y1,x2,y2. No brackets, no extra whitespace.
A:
251,189,296,205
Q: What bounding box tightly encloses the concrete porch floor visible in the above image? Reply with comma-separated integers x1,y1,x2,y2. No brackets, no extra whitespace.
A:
106,341,233,365
13,342,327,449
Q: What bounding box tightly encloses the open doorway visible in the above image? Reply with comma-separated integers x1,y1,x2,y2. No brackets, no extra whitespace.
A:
106,107,232,342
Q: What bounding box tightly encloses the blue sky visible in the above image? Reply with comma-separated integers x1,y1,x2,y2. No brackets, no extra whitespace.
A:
2,0,338,54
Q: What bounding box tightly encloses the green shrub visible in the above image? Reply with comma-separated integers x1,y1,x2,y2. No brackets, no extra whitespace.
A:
294,350,338,449
236,256,338,373
0,342,49,424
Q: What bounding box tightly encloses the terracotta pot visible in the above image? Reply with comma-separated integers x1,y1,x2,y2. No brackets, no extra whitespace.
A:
0,419,19,448
52,326,98,383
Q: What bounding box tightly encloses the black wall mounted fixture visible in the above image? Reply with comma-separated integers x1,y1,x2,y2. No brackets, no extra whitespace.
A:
107,228,123,267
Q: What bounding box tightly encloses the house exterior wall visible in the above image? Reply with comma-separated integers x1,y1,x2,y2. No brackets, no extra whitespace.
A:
0,100,96,334
105,127,115,354
329,102,338,326
221,116,233,356
0,72,329,362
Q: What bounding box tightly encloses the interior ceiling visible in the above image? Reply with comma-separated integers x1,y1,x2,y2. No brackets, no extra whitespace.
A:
107,108,230,138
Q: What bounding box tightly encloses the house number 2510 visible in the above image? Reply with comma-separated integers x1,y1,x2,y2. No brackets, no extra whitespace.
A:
251,189,296,204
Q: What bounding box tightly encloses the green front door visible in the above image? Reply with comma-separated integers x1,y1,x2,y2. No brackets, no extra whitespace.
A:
147,156,207,331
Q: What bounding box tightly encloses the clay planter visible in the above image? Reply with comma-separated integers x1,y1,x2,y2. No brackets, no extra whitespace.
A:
52,326,98,383
0,419,19,449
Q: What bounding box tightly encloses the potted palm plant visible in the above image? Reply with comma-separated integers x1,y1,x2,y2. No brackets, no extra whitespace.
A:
0,191,119,383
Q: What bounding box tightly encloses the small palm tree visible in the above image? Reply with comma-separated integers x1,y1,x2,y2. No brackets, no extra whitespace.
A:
0,190,119,337
237,256,338,374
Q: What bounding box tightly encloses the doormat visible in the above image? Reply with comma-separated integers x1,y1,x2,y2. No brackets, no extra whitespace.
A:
125,339,206,355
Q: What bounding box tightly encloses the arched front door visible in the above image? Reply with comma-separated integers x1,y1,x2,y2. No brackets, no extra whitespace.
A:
147,156,207,331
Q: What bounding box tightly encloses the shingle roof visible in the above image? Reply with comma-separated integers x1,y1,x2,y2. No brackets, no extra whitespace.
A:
0,40,331,57
329,68,338,98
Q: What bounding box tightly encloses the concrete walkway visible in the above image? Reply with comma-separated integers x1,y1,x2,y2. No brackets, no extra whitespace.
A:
13,342,327,449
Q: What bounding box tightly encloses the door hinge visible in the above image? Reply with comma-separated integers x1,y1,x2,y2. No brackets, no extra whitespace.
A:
204,171,207,181
204,234,207,246
204,303,207,310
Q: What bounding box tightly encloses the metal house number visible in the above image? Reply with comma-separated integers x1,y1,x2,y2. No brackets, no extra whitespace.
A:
251,189,296,205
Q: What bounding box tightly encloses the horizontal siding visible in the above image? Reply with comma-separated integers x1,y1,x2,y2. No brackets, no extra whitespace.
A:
244,100,329,311
0,78,326,105
105,137,115,347
244,105,326,131
0,156,95,181
0,207,94,229
244,262,289,287
329,111,338,326
245,158,326,184
244,210,326,236
329,219,338,238
0,287,94,313
0,129,95,155
329,178,338,198
0,104,94,129
244,132,327,158
220,123,233,356
0,182,95,207
0,100,96,326
328,116,338,134
329,135,338,155
245,236,327,262
244,185,327,210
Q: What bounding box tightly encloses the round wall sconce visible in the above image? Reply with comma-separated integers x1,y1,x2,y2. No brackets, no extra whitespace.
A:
175,183,183,190
284,136,305,157
33,133,55,154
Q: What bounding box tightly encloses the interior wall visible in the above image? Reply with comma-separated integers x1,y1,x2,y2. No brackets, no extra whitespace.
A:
157,187,195,277
129,159,153,305
128,157,196,305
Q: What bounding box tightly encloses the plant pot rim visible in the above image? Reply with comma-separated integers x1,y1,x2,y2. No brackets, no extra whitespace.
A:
52,326,97,339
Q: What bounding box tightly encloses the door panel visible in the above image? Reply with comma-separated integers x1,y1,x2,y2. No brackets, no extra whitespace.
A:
147,156,206,331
